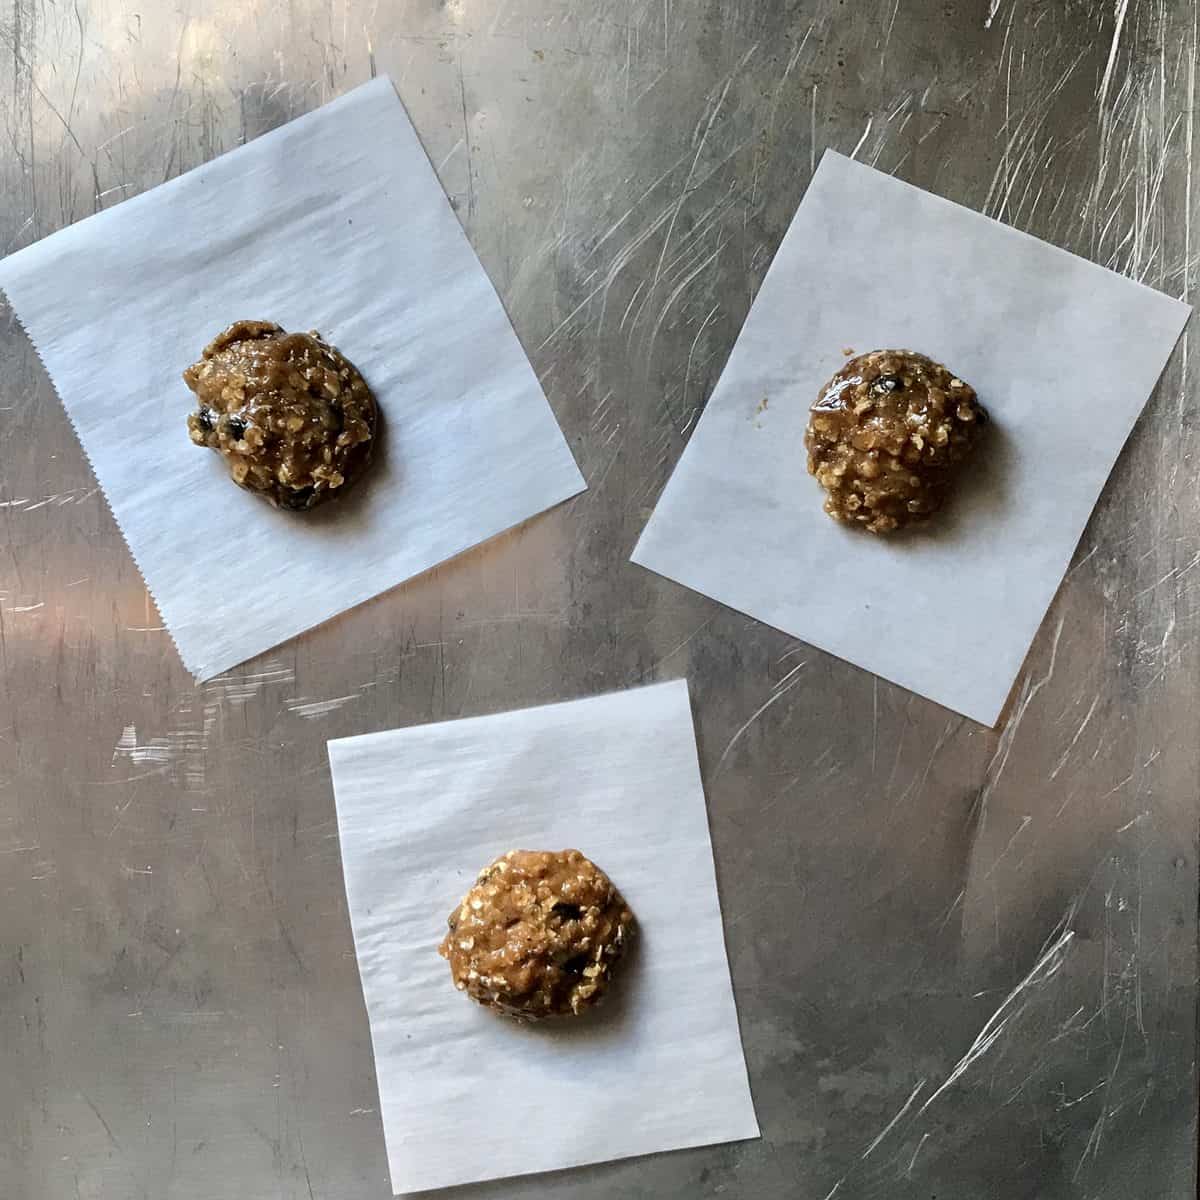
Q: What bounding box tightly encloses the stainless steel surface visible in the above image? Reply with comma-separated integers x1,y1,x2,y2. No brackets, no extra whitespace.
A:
1,2,1196,1197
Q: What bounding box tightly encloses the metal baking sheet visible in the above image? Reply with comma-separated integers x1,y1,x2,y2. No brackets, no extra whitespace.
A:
1,3,1195,1198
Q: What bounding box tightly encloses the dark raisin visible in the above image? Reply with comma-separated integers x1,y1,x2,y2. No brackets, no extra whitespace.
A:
560,953,590,976
447,912,458,931
872,374,904,394
552,902,584,921
279,485,316,511
222,414,247,440
195,406,215,432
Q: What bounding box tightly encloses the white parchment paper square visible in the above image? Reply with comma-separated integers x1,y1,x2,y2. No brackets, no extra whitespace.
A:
632,151,1190,726
0,78,584,680
326,679,759,1195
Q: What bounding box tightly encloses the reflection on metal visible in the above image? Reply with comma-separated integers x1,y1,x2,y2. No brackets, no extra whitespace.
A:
0,2,1195,1198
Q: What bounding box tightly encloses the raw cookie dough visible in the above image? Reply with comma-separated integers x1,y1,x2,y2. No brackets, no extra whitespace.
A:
184,320,377,511
439,849,636,1020
805,349,987,534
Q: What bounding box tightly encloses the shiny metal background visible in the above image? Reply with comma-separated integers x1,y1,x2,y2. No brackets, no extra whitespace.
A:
1,2,1196,1197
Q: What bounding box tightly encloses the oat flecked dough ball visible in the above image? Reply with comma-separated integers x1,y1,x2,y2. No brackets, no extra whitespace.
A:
439,849,636,1020
805,349,987,534
184,320,377,511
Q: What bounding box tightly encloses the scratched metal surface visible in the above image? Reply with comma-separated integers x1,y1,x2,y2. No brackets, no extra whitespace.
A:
0,1,1196,1198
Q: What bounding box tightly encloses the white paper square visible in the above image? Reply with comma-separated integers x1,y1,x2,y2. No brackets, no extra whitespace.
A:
0,78,585,680
632,151,1190,726
326,679,759,1195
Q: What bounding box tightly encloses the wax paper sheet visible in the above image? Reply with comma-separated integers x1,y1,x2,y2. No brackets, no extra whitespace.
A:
632,151,1190,726
326,679,758,1195
0,77,585,679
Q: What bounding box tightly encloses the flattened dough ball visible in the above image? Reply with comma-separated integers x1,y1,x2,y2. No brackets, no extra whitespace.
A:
439,849,636,1020
185,320,377,511
805,349,987,534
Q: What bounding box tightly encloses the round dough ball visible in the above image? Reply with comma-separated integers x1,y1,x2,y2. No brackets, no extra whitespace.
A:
184,320,377,511
805,349,987,534
439,849,636,1020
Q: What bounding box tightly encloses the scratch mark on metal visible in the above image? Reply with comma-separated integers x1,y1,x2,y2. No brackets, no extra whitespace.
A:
437,137,464,171
906,1130,931,1175
1048,693,1102,780
1097,0,1131,117
810,85,818,175
634,617,715,681
1181,1,1196,406
650,73,734,291
585,146,692,262
881,0,902,68
285,694,358,719
871,678,879,774
850,116,873,160
1114,811,1148,833
717,670,805,773
993,613,1065,760
681,302,720,418
919,919,1076,1115
457,54,475,219
1074,1006,1129,1178
861,1077,926,1158
646,237,728,377
82,1092,148,1198
984,814,1033,879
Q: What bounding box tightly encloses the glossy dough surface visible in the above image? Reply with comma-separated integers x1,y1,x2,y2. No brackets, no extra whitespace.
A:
805,349,987,533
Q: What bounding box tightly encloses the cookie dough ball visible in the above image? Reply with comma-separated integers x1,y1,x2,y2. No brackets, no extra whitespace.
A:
184,320,377,511
805,349,987,534
439,849,635,1020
